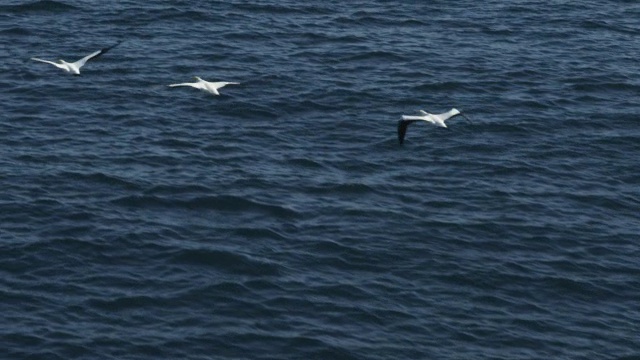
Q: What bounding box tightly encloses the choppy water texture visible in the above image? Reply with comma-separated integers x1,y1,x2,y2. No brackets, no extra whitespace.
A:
1,1,639,359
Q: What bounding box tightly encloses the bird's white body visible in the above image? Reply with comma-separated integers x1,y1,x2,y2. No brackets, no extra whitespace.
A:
168,77,240,96
401,108,462,128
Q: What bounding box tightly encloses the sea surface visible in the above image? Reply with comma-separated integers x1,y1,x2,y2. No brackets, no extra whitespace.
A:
1,1,639,359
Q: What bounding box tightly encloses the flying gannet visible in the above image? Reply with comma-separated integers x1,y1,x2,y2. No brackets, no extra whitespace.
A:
398,108,472,144
168,77,240,96
31,42,122,75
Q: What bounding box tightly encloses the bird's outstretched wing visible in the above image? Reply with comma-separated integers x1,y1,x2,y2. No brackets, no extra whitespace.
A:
209,81,240,89
31,58,63,69
73,41,122,68
168,82,201,89
402,115,426,121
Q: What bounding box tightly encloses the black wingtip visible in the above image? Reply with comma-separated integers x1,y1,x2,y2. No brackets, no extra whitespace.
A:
100,40,123,55
397,120,407,145
107,41,122,51
459,112,473,125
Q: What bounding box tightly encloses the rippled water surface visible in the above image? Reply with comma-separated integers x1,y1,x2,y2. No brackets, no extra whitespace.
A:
1,1,639,359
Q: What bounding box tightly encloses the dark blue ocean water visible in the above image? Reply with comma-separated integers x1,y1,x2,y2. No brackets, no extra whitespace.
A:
1,1,639,359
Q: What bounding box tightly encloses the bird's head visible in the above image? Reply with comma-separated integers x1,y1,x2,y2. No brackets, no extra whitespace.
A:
194,76,202,81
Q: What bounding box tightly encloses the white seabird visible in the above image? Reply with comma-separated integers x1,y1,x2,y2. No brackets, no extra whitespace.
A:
168,77,240,96
31,42,121,75
398,108,472,144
